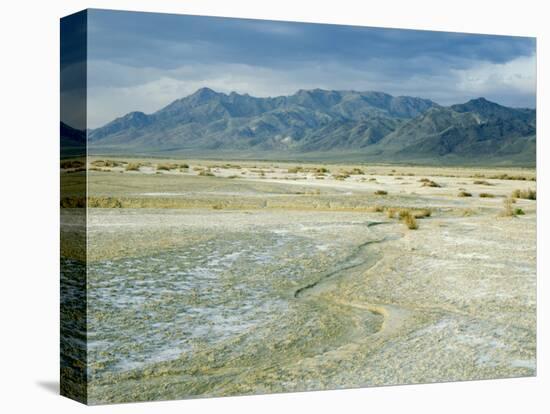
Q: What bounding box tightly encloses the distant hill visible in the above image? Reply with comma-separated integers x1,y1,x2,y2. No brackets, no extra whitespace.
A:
88,88,536,166
60,122,86,158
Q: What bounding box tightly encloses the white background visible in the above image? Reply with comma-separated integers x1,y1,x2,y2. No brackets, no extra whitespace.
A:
0,0,547,412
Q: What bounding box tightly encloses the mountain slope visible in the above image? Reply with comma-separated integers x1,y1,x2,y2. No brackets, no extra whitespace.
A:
372,98,536,164
89,88,437,150
89,88,535,165
61,122,86,157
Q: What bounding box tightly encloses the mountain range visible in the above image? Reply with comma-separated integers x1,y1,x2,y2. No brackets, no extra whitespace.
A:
84,88,536,165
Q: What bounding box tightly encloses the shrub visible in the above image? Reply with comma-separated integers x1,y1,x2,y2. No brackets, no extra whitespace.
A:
125,163,140,171
199,170,215,177
60,160,84,169
287,166,303,173
412,209,432,219
157,162,188,170
106,160,123,167
514,208,525,215
511,188,536,200
60,197,86,208
404,214,418,230
306,189,321,195
398,210,418,230
501,197,515,217
374,190,388,195
421,179,441,188
92,159,122,168
474,180,492,185
398,209,409,219
458,191,472,197
489,173,534,181
166,163,187,169
479,193,495,198
349,167,365,175
87,197,123,208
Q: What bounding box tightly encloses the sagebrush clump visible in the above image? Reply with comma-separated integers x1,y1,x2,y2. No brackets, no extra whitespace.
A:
125,163,140,171
500,197,515,217
398,210,418,230
60,159,84,169
511,188,536,200
420,179,441,188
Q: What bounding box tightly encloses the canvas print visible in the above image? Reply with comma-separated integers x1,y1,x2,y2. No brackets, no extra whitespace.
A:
60,9,536,405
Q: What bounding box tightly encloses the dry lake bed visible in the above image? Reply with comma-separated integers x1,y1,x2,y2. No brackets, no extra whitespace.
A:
62,158,536,404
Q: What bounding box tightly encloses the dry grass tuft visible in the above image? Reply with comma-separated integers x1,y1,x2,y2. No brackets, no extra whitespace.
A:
88,197,123,208
489,173,535,181
125,163,141,171
334,173,350,181
511,188,536,200
458,191,472,197
374,190,388,196
421,179,441,187
91,159,123,168
398,210,418,229
479,193,495,198
60,197,86,208
412,208,432,219
500,197,516,217
60,160,85,169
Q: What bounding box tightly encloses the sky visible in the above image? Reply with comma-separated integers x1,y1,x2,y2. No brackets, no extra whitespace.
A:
84,9,536,128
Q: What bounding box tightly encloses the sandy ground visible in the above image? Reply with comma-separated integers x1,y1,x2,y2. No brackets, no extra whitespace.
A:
72,159,536,403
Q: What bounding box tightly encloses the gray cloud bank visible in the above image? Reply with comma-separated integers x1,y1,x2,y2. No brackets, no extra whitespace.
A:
86,9,536,128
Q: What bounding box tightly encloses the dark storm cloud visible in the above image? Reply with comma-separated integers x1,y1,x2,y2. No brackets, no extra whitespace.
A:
86,9,536,127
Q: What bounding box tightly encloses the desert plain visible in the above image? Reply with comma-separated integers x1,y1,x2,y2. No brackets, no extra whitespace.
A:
60,158,536,404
